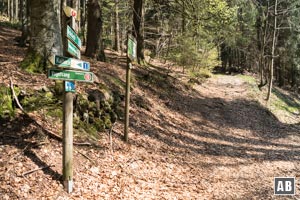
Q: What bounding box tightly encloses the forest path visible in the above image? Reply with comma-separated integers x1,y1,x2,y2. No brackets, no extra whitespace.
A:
115,72,300,199
1,24,300,199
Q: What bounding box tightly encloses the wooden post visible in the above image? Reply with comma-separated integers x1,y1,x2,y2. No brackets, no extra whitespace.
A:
124,58,131,142
62,89,73,193
124,34,136,142
62,14,76,193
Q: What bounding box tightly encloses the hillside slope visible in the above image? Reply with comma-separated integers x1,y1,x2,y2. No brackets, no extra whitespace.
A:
1,26,300,199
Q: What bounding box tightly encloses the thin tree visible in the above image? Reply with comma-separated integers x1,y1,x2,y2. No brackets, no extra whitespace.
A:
266,0,278,102
114,0,120,52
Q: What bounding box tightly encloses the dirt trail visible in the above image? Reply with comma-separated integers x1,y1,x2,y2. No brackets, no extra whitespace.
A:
1,25,300,199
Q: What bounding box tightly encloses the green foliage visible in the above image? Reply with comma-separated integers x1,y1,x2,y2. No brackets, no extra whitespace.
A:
171,36,199,67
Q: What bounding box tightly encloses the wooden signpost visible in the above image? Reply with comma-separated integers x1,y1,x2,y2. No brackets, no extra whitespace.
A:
124,34,137,142
47,6,93,193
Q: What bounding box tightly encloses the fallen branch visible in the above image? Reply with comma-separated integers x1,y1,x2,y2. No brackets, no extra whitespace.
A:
10,77,24,111
74,147,96,164
22,165,55,177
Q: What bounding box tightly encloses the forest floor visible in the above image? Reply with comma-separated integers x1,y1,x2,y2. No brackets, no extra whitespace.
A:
1,25,300,200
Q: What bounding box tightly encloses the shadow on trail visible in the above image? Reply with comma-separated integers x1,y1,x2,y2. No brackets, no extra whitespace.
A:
0,114,62,183
128,65,300,166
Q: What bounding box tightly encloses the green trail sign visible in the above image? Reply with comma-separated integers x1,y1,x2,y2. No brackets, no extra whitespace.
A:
67,40,81,59
48,69,93,83
52,55,90,71
127,35,137,61
67,25,81,48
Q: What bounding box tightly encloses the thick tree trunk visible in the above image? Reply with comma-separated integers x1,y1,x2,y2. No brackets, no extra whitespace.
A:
114,0,120,52
21,0,63,73
133,0,144,64
85,0,105,61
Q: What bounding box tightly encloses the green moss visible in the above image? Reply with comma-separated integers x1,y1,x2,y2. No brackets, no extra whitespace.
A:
0,84,14,119
21,90,57,112
53,81,64,96
271,89,300,114
237,74,256,85
21,52,45,73
46,108,63,118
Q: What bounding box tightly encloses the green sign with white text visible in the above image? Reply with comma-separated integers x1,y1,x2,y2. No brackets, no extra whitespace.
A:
67,40,81,59
127,35,137,61
67,25,81,48
52,55,90,71
48,69,93,83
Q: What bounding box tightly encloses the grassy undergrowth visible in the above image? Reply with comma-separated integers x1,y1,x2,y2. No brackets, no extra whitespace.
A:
239,74,300,124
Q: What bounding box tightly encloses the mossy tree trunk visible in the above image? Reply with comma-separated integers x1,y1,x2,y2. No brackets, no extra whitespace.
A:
21,0,63,73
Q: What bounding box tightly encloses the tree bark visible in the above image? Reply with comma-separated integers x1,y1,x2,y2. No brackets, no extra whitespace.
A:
80,0,86,45
8,0,11,21
9,0,13,21
20,0,29,46
21,0,63,73
14,0,18,21
114,0,120,52
85,0,105,61
132,0,145,64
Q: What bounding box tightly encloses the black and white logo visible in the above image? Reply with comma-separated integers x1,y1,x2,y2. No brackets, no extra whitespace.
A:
274,177,295,195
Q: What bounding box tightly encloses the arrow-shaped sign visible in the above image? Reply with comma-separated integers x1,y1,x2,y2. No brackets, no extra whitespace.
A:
67,39,81,59
63,6,80,20
52,55,90,71
48,69,94,83
67,25,81,48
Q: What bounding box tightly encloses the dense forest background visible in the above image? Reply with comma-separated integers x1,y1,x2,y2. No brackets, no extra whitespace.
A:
1,0,300,198
1,0,300,101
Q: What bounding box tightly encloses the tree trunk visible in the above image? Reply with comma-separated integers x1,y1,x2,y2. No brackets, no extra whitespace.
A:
20,0,29,46
8,0,11,21
132,0,144,64
9,0,13,21
80,0,86,45
85,0,105,61
21,0,63,73
114,0,120,52
266,0,277,102
181,1,185,33
14,0,18,21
